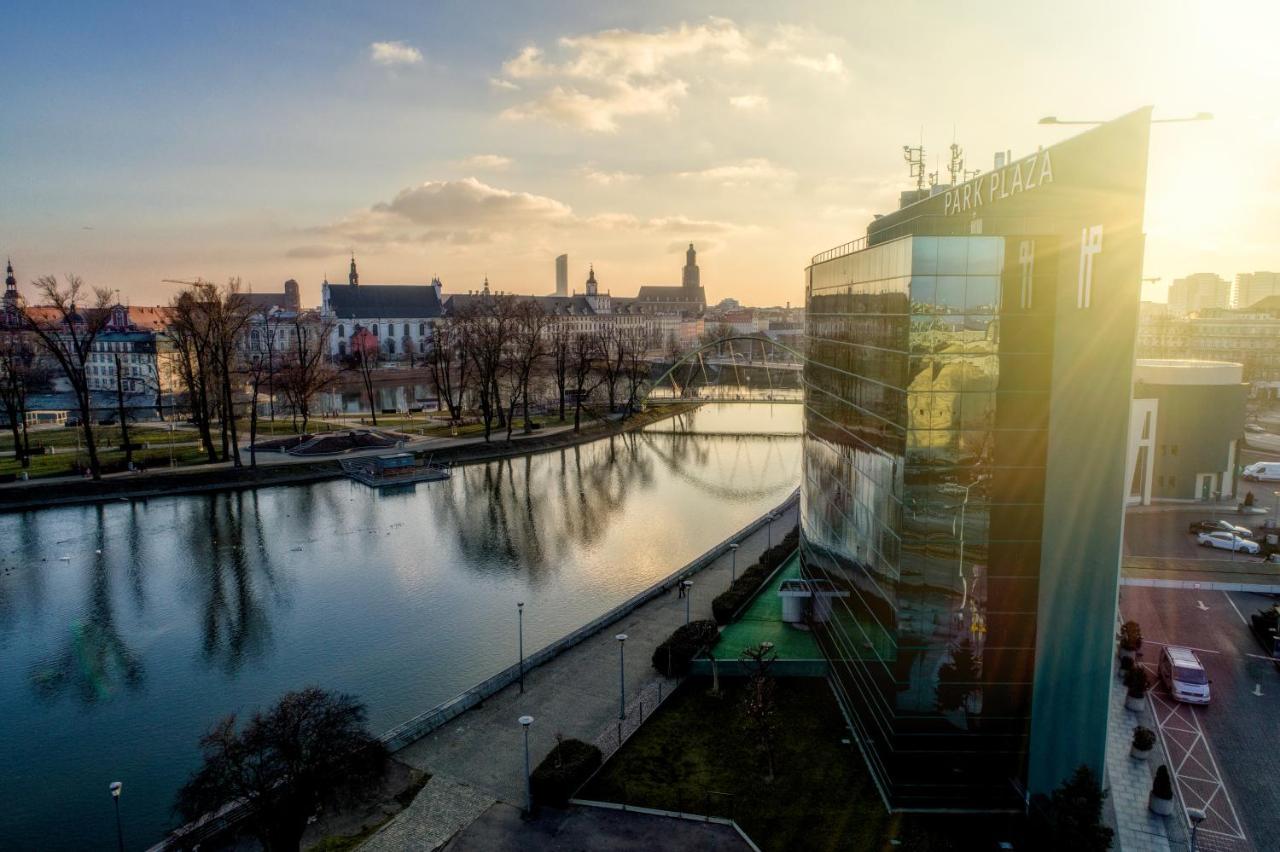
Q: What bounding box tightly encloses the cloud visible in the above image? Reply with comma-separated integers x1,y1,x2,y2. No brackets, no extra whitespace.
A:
496,18,757,132
677,158,795,187
728,94,768,111
489,77,520,92
298,177,742,253
790,52,846,78
457,154,513,171
369,41,423,67
581,166,640,186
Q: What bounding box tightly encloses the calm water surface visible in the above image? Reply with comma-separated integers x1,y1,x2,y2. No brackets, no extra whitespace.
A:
0,403,801,850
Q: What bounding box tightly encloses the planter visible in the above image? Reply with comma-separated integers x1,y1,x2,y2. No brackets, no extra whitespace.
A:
1125,694,1146,713
1130,745,1152,760
1118,647,1136,662
1149,793,1174,817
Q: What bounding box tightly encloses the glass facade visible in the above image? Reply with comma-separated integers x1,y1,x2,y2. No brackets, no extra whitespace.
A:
804,234,1054,810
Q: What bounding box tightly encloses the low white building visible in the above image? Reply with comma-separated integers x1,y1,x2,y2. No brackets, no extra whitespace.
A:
320,257,444,360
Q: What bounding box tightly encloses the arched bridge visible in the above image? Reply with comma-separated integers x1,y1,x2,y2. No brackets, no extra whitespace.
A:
642,336,808,404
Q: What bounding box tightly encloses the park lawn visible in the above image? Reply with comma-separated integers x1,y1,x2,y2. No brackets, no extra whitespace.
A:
0,445,212,479
581,676,889,851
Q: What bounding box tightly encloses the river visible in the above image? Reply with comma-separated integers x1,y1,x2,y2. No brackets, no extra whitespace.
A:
0,403,801,850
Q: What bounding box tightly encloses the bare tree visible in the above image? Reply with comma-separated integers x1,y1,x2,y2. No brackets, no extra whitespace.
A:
175,687,387,852
209,280,253,467
739,642,779,782
569,330,601,432
277,312,335,434
548,320,573,422
426,319,468,423
504,300,547,439
620,326,656,416
593,326,625,413
168,287,221,462
348,326,381,426
21,275,115,479
0,330,48,469
463,296,516,442
112,354,134,470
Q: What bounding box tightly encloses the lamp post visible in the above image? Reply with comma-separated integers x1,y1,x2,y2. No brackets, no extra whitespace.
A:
766,512,776,548
615,633,628,720
729,543,740,584
682,580,693,624
1188,806,1206,851
1273,490,1279,529
519,715,534,816
109,781,124,852
1037,112,1213,126
517,602,525,694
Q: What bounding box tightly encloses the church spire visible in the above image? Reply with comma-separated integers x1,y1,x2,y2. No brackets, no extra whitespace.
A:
585,264,598,296
681,242,700,290
348,254,359,287
4,258,18,304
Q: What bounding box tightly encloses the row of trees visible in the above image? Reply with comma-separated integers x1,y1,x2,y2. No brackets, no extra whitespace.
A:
421,296,659,442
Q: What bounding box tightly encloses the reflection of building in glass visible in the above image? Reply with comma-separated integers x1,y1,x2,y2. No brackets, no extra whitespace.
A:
802,108,1153,811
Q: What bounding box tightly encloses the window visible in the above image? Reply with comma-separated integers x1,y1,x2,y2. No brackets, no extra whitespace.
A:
338,324,345,338
371,324,379,337
386,338,395,355
403,323,410,336
419,322,427,335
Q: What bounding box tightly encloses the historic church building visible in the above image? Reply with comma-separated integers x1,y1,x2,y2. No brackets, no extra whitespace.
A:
320,257,444,359
627,243,707,317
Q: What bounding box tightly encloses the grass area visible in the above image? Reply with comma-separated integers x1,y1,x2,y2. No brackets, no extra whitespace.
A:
0,445,213,479
713,554,823,663
581,677,1011,852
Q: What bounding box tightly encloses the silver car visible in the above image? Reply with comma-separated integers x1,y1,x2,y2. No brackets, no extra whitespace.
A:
1198,531,1261,554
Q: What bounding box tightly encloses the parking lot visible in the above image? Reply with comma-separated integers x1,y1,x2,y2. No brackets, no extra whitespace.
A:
1124,507,1275,563
1120,585,1280,851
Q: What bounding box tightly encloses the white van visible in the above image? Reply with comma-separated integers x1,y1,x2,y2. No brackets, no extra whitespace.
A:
1159,646,1210,705
1243,461,1280,482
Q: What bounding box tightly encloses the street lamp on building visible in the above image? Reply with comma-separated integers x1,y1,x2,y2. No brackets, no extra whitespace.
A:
519,715,534,816
1187,806,1206,851
729,543,740,583
109,781,124,852
682,580,693,624
517,602,525,694
615,633,628,720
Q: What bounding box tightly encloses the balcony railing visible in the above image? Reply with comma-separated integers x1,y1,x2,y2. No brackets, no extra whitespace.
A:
810,235,868,265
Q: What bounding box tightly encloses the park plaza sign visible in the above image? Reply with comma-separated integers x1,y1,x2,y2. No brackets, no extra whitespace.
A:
943,149,1055,216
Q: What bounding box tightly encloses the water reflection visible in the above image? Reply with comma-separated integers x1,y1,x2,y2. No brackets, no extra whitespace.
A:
0,403,800,850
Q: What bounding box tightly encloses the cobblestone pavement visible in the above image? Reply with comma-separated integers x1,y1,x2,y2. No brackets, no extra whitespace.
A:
360,773,494,852
1107,668,1183,852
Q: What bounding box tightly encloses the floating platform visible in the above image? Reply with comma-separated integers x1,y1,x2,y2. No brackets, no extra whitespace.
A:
340,454,451,488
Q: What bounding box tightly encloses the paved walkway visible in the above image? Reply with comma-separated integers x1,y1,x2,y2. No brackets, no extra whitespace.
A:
361,773,495,852
385,500,799,846
1105,662,1189,852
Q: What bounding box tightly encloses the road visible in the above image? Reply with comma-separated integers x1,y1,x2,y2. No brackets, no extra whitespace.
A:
1120,585,1280,851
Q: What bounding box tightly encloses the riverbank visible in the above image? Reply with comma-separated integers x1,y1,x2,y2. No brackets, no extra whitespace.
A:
0,403,698,513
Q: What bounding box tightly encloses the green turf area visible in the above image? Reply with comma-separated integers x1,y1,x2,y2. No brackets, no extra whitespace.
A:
713,553,823,664
0,445,212,479
580,677,1014,851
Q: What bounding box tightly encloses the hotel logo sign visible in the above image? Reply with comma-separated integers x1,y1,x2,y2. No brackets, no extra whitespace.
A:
943,150,1055,216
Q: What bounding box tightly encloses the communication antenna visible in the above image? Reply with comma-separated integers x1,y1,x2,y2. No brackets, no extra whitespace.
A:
902,138,927,192
948,141,965,186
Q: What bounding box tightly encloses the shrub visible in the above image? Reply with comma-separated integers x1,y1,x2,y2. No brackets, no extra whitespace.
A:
530,738,602,807
710,525,799,625
1132,726,1155,751
1118,656,1133,673
1118,621,1143,653
1152,765,1173,800
1026,765,1114,852
1124,667,1148,699
652,620,719,677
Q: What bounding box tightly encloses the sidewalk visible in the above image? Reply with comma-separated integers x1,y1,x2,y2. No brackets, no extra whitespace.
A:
387,501,800,843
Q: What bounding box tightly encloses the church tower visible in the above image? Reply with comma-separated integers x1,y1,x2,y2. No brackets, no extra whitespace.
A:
585,265,598,296
4,258,20,307
681,243,700,290
348,255,359,287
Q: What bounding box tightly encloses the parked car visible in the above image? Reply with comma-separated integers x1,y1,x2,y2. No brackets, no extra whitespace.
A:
1188,519,1254,538
1250,605,1280,663
1197,531,1261,554
1158,646,1211,704
1245,424,1266,434
1243,461,1280,482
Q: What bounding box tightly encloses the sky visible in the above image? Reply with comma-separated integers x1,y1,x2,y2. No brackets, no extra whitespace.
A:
2,0,1278,308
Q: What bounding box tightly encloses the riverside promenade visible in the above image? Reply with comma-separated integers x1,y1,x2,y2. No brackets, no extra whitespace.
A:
367,497,801,850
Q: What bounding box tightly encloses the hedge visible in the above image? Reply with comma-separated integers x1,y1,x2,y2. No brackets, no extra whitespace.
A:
530,738,602,807
651,619,720,677
711,526,799,625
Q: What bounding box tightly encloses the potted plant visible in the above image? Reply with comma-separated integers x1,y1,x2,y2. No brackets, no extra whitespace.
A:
1118,655,1133,679
1131,725,1155,760
1124,667,1148,712
1118,621,1143,661
1149,764,1175,816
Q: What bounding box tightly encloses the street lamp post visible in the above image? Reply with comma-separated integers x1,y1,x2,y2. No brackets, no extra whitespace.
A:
766,512,776,548
517,602,525,694
109,781,124,852
1188,806,1206,851
615,633,628,720
1273,490,1280,529
682,580,693,624
519,715,534,816
729,543,740,584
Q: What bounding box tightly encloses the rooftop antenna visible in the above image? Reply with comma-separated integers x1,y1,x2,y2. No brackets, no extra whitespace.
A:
948,135,965,186
903,135,927,193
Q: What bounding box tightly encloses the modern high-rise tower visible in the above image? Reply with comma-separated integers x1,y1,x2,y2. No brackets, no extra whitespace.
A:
802,108,1153,811
555,254,568,296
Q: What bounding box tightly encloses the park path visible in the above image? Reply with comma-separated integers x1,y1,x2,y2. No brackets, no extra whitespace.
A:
380,500,800,847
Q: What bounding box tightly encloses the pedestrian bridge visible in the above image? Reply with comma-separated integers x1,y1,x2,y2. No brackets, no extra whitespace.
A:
643,337,806,404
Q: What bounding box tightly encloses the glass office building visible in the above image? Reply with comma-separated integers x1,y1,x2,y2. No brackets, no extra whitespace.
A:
803,109,1153,810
